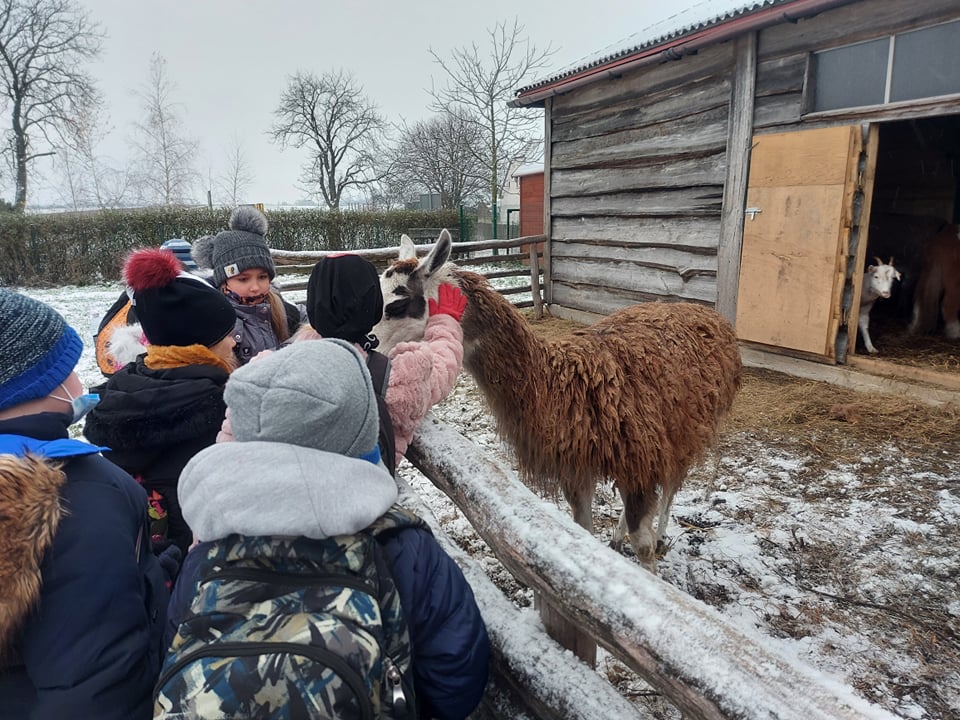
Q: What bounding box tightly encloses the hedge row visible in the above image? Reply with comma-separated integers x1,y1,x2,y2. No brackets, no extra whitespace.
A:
0,207,461,287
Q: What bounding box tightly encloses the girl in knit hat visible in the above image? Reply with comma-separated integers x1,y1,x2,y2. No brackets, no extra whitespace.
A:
192,206,305,366
84,249,239,560
0,289,169,720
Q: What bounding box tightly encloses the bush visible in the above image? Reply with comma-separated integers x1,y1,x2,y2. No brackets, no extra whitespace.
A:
0,206,461,286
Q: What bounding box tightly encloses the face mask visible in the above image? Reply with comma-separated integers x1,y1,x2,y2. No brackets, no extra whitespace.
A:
51,383,100,424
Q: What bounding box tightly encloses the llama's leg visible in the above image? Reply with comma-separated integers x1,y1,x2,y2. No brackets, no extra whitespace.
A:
562,482,595,535
621,489,659,573
656,484,678,551
610,509,628,552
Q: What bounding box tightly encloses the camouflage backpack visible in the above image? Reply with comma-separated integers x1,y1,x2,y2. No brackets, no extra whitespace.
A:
154,505,424,720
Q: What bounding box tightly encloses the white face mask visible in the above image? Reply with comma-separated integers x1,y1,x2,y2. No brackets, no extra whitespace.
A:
51,382,100,424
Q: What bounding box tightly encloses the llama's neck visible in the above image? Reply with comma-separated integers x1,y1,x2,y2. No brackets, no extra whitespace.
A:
463,284,547,414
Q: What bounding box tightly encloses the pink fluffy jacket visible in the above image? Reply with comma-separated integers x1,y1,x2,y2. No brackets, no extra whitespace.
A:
284,315,464,467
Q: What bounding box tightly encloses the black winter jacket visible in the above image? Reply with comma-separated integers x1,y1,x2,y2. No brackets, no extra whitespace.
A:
84,356,229,555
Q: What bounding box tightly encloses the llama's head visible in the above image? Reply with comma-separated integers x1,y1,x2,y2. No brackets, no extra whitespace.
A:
373,229,457,353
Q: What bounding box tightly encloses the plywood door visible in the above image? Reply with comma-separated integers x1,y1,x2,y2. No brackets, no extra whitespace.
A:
735,125,863,360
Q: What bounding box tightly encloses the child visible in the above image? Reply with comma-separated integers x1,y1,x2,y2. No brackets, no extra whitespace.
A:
191,206,304,365
84,249,239,558
0,289,169,720
294,253,467,472
93,237,200,376
162,340,489,719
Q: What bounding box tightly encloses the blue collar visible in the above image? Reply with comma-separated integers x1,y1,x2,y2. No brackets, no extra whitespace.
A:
0,434,109,459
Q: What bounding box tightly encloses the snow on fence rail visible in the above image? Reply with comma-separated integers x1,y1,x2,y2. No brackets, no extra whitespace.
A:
406,415,899,720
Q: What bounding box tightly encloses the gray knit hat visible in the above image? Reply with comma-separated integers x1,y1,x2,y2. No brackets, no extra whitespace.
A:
192,206,276,287
0,289,83,412
224,339,379,459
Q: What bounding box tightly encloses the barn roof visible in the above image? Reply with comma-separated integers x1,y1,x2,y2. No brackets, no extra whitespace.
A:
512,0,857,106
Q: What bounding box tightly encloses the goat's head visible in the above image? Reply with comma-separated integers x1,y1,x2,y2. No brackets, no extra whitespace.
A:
373,229,456,352
865,256,902,300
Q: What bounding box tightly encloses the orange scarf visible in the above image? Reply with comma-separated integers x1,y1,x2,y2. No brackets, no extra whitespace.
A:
144,344,234,374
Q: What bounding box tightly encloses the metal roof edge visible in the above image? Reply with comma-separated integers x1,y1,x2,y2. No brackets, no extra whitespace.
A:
511,0,859,107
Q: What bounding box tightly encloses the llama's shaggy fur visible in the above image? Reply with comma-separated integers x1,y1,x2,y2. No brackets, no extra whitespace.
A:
454,270,742,570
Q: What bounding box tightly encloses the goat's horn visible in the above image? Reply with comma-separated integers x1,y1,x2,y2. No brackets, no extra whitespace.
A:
874,256,883,266
888,256,894,266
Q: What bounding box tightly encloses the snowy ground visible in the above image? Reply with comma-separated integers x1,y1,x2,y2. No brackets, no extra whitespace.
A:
20,283,960,720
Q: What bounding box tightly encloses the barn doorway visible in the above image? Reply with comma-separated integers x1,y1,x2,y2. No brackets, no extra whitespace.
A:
853,114,960,379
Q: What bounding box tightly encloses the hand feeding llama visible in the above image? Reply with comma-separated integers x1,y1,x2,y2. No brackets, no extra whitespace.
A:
375,231,742,573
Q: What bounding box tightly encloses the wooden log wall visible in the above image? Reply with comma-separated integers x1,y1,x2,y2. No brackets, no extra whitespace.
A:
547,44,733,313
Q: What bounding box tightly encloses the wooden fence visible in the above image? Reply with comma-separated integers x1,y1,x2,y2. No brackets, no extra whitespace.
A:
271,235,546,317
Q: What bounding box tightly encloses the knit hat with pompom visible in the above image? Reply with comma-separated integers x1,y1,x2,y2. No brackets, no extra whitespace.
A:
192,206,275,288
124,249,236,347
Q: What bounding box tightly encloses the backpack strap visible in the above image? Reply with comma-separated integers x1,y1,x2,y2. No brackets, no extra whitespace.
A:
365,351,397,477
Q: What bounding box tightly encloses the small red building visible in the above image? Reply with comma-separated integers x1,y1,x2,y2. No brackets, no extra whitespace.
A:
514,164,544,237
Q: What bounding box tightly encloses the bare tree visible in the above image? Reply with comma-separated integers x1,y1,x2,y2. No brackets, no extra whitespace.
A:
390,109,486,209
271,69,387,210
0,0,103,211
216,134,254,206
56,102,132,208
131,52,199,205
430,18,553,219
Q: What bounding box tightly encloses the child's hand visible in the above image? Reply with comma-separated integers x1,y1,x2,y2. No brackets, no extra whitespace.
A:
429,283,467,322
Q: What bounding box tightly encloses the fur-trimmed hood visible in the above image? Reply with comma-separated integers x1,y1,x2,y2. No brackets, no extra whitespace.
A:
0,453,65,659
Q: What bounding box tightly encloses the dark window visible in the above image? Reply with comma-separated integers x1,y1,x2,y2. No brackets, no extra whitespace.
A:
889,20,960,102
811,20,960,112
813,38,889,111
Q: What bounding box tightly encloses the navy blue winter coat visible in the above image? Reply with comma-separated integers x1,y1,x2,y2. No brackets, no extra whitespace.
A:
0,412,169,720
167,525,490,720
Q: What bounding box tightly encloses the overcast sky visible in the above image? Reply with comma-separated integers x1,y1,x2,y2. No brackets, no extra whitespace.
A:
32,0,709,208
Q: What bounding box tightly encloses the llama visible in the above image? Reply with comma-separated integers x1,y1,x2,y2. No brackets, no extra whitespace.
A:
374,232,742,572
908,223,960,339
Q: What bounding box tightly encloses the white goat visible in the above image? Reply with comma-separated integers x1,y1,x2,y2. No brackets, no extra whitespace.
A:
858,257,901,354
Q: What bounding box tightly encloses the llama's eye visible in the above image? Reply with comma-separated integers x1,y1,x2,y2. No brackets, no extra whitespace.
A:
393,286,410,297
385,269,394,278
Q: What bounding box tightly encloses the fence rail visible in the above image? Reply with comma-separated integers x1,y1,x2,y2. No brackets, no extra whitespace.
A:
273,235,546,314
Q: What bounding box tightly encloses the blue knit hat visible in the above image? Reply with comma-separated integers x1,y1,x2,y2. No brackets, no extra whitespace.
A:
160,238,199,272
0,290,83,412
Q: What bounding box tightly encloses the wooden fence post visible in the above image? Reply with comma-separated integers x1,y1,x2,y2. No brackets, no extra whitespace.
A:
529,246,544,320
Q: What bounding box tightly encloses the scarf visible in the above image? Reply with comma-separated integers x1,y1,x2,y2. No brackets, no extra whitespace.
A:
145,344,234,374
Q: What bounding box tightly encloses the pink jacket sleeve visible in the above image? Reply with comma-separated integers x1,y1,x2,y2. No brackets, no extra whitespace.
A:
385,313,464,465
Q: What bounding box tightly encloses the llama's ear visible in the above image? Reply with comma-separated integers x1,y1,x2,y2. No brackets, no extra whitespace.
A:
398,234,417,261
424,229,453,276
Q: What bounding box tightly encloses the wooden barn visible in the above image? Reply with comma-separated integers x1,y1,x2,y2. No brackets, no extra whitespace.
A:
511,0,960,394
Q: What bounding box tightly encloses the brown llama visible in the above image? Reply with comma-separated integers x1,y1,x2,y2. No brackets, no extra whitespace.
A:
375,232,742,572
